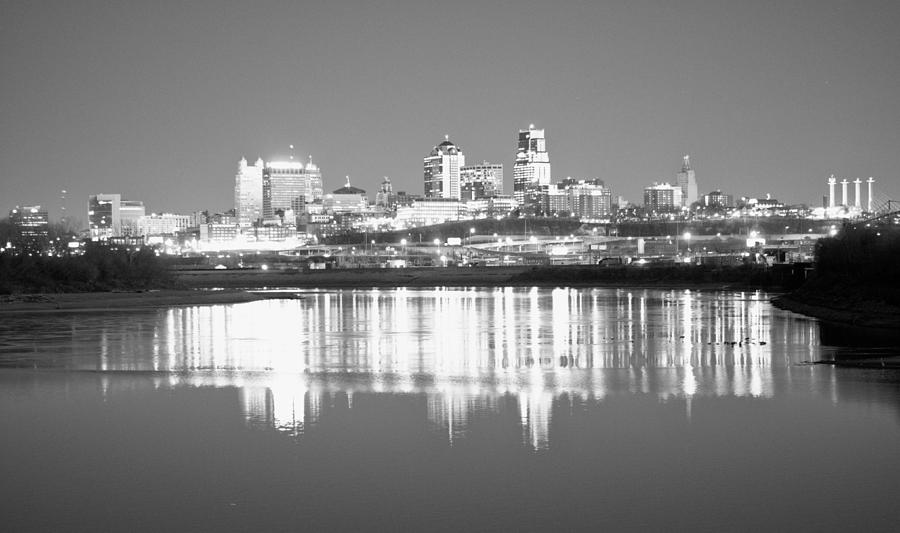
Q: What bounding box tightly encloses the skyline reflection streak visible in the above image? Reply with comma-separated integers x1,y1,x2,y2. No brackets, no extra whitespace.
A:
1,287,887,451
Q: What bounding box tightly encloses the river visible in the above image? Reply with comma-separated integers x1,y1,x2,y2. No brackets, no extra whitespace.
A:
2,288,899,531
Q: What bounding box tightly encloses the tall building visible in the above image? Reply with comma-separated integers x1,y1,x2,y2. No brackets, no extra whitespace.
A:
235,157,264,227
460,162,503,200
513,125,551,211
262,157,324,221
676,155,698,207
424,136,465,200
8,205,49,251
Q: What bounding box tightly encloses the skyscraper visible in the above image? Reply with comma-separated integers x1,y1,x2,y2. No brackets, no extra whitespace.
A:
424,136,465,200
88,194,121,240
513,125,551,212
235,157,264,227
262,157,324,221
676,155,698,207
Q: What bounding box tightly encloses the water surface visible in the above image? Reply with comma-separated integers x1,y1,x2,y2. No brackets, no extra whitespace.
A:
2,288,899,531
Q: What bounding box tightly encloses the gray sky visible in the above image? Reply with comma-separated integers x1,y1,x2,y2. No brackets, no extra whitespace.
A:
2,0,899,220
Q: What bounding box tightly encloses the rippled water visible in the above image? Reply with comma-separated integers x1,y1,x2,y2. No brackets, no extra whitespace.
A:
2,288,900,531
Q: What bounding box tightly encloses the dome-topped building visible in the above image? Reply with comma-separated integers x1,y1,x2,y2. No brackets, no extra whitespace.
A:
324,176,368,214
424,135,465,200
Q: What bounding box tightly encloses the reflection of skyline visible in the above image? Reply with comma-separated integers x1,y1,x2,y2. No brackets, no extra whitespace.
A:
5,286,889,449
144,288,822,376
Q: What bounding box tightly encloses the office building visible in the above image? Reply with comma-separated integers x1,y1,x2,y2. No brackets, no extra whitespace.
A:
643,183,683,213
513,125,551,210
460,162,503,200
138,213,192,236
235,157,264,227
8,205,49,251
119,200,145,236
262,157,324,221
424,136,465,200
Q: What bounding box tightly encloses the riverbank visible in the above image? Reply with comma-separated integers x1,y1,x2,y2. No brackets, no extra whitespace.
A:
0,289,264,313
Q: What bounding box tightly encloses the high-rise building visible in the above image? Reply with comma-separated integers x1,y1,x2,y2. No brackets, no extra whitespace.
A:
262,157,324,221
643,183,683,213
513,125,551,211
676,155,698,207
8,205,49,251
424,136,465,200
235,157,264,227
460,162,503,200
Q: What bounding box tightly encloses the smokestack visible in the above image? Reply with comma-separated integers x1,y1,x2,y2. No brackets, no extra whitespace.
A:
840,178,849,206
853,178,862,208
827,176,837,208
867,177,875,212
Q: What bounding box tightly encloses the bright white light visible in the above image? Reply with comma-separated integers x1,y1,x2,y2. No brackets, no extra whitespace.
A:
261,264,269,271
400,239,407,246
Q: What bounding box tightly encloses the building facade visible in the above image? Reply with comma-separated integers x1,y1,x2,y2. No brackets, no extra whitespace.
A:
513,125,551,211
395,198,465,226
460,162,503,200
541,179,612,219
138,213,192,236
8,205,49,251
235,157,264,227
424,136,465,200
643,183,684,213
88,194,121,240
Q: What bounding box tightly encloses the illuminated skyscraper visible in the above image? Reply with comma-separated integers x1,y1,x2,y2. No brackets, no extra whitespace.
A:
513,125,551,212
262,156,324,221
235,157,264,227
676,155,698,207
424,136,465,200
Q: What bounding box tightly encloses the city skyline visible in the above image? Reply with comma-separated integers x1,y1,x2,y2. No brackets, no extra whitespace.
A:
3,0,899,219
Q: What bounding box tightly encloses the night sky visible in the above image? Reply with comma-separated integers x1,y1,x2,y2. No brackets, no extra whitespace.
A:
2,0,899,221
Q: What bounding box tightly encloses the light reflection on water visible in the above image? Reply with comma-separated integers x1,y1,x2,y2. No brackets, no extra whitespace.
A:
0,287,885,451
4,288,900,531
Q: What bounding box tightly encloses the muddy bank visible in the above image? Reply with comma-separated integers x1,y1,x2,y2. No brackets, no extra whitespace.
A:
0,289,264,314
